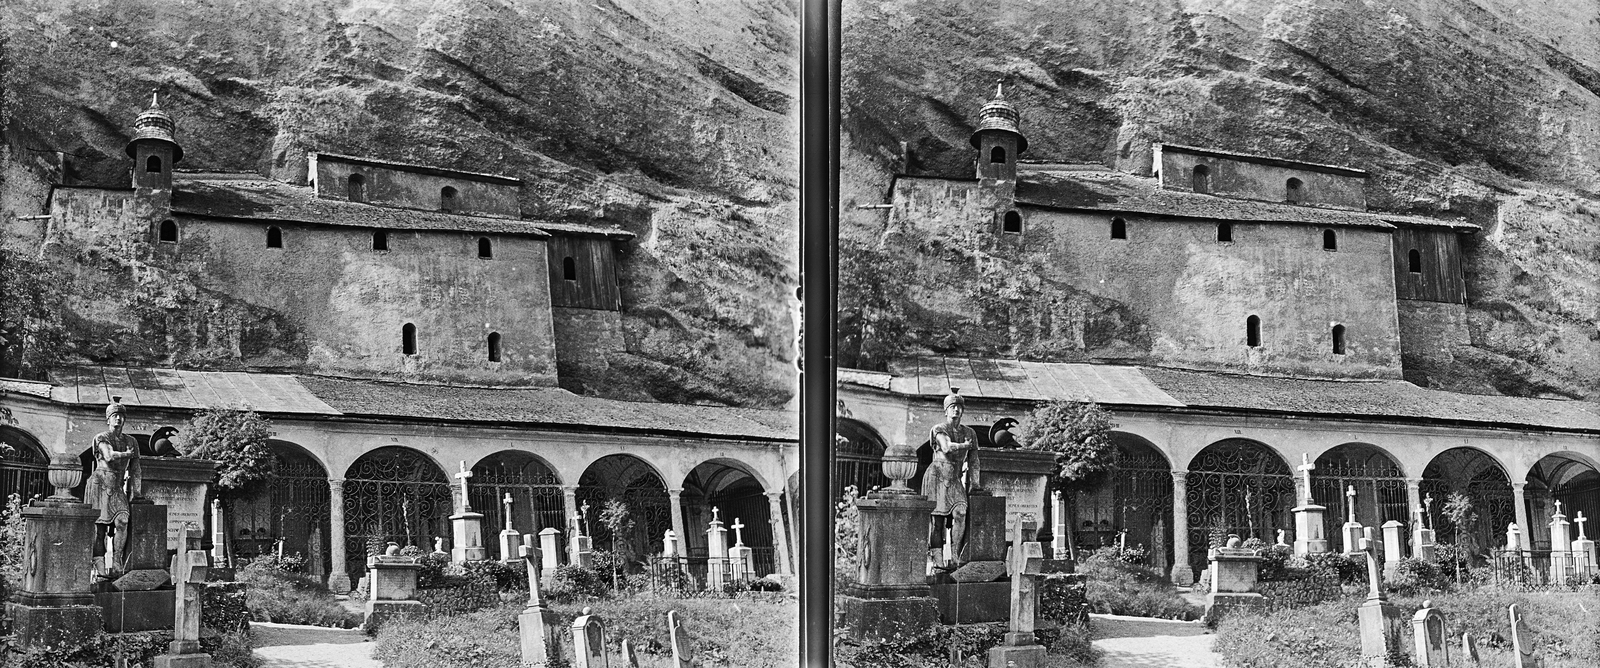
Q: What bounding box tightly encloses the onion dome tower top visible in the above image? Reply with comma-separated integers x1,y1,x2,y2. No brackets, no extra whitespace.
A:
125,92,184,163
969,84,1027,155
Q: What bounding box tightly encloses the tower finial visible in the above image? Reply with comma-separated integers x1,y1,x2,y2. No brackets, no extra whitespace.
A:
995,82,1004,99
150,91,160,109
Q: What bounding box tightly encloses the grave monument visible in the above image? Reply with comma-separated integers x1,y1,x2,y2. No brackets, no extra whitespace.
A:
1547,500,1571,583
1202,535,1264,623
7,451,104,650
572,606,608,668
518,544,561,667
449,461,487,562
1412,495,1437,561
1411,600,1448,668
986,516,1047,668
1573,511,1595,577
1342,485,1364,555
839,440,939,640
500,492,523,563
1356,527,1402,667
1292,453,1329,556
153,526,212,668
923,390,976,570
705,507,730,590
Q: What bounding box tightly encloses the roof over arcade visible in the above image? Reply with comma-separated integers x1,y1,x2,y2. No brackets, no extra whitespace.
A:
842,357,1600,433
32,367,792,442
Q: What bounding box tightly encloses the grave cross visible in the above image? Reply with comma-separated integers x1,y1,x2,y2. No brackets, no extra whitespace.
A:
1553,499,1563,518
730,518,746,547
1296,453,1316,504
1359,526,1383,600
1346,485,1358,523
166,531,209,656
455,461,474,512
711,506,721,523
503,492,516,531
1577,511,1589,540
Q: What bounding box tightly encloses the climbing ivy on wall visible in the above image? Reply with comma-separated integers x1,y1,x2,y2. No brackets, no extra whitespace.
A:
0,246,68,379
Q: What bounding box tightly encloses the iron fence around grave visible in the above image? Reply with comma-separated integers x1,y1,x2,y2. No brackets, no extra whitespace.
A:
1488,549,1599,587
645,553,770,595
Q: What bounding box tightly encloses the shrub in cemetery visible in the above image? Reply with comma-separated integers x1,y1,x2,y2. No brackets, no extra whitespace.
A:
202,581,253,633
1389,557,1451,594
543,563,609,602
835,484,862,589
461,558,527,592
239,559,360,627
182,407,276,565
415,552,452,588
1079,547,1198,620
1039,575,1090,625
0,492,24,600
1304,552,1366,586
248,551,307,574
416,577,501,617
1,628,260,668
1256,544,1295,581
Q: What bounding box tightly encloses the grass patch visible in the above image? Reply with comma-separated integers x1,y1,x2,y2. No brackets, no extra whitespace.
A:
239,566,361,628
835,621,1100,667
373,594,798,667
1214,588,1600,668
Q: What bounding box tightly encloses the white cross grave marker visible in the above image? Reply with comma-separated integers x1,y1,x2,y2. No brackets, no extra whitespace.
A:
455,461,473,512
730,518,746,547
711,506,720,523
1577,511,1589,540
503,493,516,531
1347,485,1358,523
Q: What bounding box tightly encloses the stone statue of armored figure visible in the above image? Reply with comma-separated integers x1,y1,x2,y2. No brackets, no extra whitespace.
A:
85,401,144,574
923,390,976,565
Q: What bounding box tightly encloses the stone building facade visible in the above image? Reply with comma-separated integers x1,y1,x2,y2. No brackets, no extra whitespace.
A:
0,97,797,590
838,89,1600,583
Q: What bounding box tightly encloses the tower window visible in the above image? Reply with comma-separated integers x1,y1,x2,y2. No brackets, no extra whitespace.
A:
267,226,283,248
441,186,458,212
1246,315,1261,348
402,323,417,356
1408,249,1422,273
373,230,389,251
1002,210,1022,234
1111,217,1127,240
1192,164,1212,193
487,332,502,362
347,173,367,202
1217,222,1233,243
478,237,493,259
158,220,178,243
146,155,164,174
1286,178,1303,202
562,256,577,281
1332,324,1346,355
990,146,1007,165
1323,229,1337,251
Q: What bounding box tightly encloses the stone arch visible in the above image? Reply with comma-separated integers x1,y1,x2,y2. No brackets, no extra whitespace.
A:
1419,447,1514,555
0,425,49,502
1524,451,1600,550
227,439,332,578
1069,431,1174,570
1184,438,1294,576
576,454,671,567
1311,442,1408,552
835,418,889,499
471,450,564,560
341,446,452,585
682,458,776,576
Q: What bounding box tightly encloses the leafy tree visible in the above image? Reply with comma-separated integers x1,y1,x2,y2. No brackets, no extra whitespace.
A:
1440,491,1478,584
597,498,634,591
1,492,25,601
181,407,276,566
1016,401,1117,560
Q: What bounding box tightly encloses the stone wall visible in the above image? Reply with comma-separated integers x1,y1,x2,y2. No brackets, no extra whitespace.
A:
310,154,521,218
882,177,1403,379
1154,146,1367,211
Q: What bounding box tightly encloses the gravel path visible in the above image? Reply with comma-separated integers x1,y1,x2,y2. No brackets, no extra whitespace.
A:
252,621,380,668
1090,613,1221,668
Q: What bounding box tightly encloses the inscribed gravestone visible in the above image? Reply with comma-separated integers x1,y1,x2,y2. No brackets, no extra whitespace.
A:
1410,600,1447,668
572,607,608,668
669,610,696,668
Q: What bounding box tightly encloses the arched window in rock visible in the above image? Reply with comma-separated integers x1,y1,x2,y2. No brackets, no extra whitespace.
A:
1217,222,1233,243
1408,249,1422,274
1287,178,1303,203
1111,217,1127,240
1323,229,1337,251
562,256,577,281
267,226,283,248
487,332,502,362
347,173,367,203
441,186,458,212
147,156,163,174
373,230,389,251
159,220,179,243
1246,315,1261,348
1332,324,1347,355
990,146,1007,165
1192,164,1212,193
478,237,493,259
402,323,417,356
1002,210,1022,234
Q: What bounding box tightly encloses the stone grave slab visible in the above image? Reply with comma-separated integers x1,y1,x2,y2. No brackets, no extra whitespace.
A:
113,568,172,591
950,560,1006,583
960,493,1008,563
929,581,1009,624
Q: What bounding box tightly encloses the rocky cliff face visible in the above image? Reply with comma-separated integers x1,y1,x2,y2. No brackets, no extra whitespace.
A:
0,0,798,407
839,0,1600,400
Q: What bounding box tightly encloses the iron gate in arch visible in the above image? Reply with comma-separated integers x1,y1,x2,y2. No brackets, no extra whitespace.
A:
1185,440,1294,576
469,453,566,561
1311,444,1409,555
342,447,453,585
1420,448,1515,555
834,419,889,501
0,426,48,504
576,459,672,563
228,444,331,578
1072,438,1173,568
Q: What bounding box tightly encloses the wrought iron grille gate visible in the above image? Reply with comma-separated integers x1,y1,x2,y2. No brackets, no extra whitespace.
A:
342,448,452,584
1311,448,1408,556
1072,443,1173,567
576,474,671,561
229,447,331,577
0,427,48,503
1420,448,1515,555
1185,440,1294,575
468,462,566,561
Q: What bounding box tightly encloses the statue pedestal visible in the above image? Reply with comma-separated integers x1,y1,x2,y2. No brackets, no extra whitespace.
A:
139,458,217,552
10,498,104,650
842,491,940,640
365,557,426,631
1203,548,1264,623
1292,503,1329,556
450,511,486,563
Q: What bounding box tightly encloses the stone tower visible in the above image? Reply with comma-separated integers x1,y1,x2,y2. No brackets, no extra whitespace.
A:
970,84,1026,182
125,93,183,191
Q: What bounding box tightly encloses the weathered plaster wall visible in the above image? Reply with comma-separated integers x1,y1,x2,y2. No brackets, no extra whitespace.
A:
311,156,520,218
884,177,1402,378
550,306,625,395
43,189,557,384
1155,148,1366,211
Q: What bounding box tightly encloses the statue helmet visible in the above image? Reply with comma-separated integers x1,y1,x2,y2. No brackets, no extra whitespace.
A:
943,388,965,410
105,402,127,420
